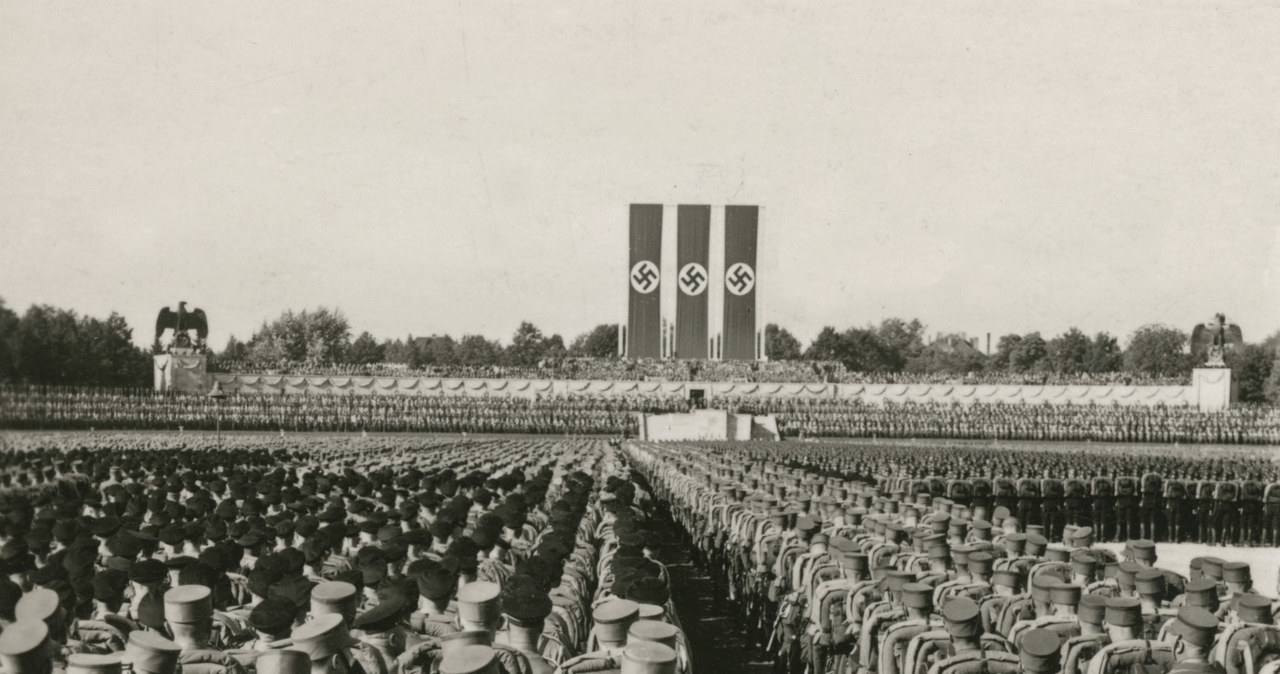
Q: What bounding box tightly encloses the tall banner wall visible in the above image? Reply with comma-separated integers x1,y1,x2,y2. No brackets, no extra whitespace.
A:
627,204,664,358
675,205,710,359
723,205,759,360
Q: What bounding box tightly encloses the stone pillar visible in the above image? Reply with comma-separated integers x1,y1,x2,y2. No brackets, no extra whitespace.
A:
1192,368,1236,412
154,352,209,394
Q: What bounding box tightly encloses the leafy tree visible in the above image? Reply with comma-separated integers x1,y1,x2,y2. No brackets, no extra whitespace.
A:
1226,343,1275,404
79,313,150,386
1082,332,1123,373
346,331,385,365
804,327,844,362
414,335,459,367
839,327,893,372
905,334,986,374
505,321,548,366
456,334,502,367
1010,332,1048,372
220,336,251,362
0,298,18,380
1045,328,1089,375
990,334,1022,370
569,324,619,358
1123,324,1191,378
246,307,351,364
543,334,567,360
877,318,926,371
765,324,802,361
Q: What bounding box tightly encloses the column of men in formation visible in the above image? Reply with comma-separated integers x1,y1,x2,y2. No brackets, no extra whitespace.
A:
6,387,1280,446
684,441,1280,548
627,441,1280,674
0,437,694,674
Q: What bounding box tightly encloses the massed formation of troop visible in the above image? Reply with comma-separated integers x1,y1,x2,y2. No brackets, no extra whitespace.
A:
627,440,1280,674
687,441,1280,547
6,385,1280,446
0,434,692,674
0,387,687,436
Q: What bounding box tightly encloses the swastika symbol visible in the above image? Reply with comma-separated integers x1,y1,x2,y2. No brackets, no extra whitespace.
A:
630,260,659,294
726,262,755,296
679,263,708,296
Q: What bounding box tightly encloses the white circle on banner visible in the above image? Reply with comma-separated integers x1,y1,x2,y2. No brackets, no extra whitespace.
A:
630,260,660,294
725,262,755,296
678,263,708,296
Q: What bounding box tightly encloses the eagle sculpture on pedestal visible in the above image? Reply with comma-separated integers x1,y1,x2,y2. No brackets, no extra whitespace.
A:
155,301,209,352
1190,313,1243,367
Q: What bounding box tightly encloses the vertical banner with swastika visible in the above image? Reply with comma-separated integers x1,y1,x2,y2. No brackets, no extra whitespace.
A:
627,204,663,359
722,205,759,360
675,205,710,359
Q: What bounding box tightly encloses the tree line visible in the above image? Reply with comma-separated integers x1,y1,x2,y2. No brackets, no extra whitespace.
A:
0,298,151,387
1,296,1276,403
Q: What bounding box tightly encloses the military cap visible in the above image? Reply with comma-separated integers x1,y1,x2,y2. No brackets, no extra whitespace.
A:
1134,569,1165,597
1128,539,1156,562
1078,594,1107,625
1105,597,1142,627
163,585,212,625
1020,628,1062,674
796,516,817,533
438,644,499,674
253,650,311,674
125,630,182,674
1049,583,1082,607
1044,546,1070,563
457,581,502,626
626,577,670,606
594,598,641,643
310,581,358,618
1070,551,1098,577
637,603,665,621
1182,579,1218,610
249,597,296,635
1116,562,1142,590
1222,561,1251,584
941,597,981,638
90,517,122,538
967,551,993,575
903,583,933,610
991,569,1023,591
292,614,358,662
15,587,60,623
885,570,917,592
92,570,128,603
1030,576,1057,602
0,620,49,673
1025,534,1048,556
65,652,124,674
1071,527,1095,547
1235,594,1272,624
621,641,677,674
1004,533,1027,553
353,596,403,633
928,543,951,561
416,566,455,601
1167,606,1219,648
129,559,166,585
1200,557,1226,580
628,619,678,649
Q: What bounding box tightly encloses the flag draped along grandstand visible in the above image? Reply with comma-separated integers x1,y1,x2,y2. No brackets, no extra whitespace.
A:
723,205,760,360
675,205,710,359
627,204,663,359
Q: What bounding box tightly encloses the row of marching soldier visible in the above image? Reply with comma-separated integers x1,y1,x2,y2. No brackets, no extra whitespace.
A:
0,435,690,674
625,440,1280,674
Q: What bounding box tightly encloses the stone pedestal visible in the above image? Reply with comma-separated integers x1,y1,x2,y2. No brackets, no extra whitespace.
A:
154,353,209,394
1192,367,1236,412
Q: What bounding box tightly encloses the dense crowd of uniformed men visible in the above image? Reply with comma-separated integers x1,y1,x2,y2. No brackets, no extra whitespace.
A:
627,441,1280,674
0,434,692,674
4,386,1280,445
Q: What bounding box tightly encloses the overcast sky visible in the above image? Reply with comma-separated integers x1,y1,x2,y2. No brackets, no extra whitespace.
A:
3,1,1278,350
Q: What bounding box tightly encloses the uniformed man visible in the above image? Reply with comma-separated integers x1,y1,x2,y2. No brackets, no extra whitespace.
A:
164,585,248,674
